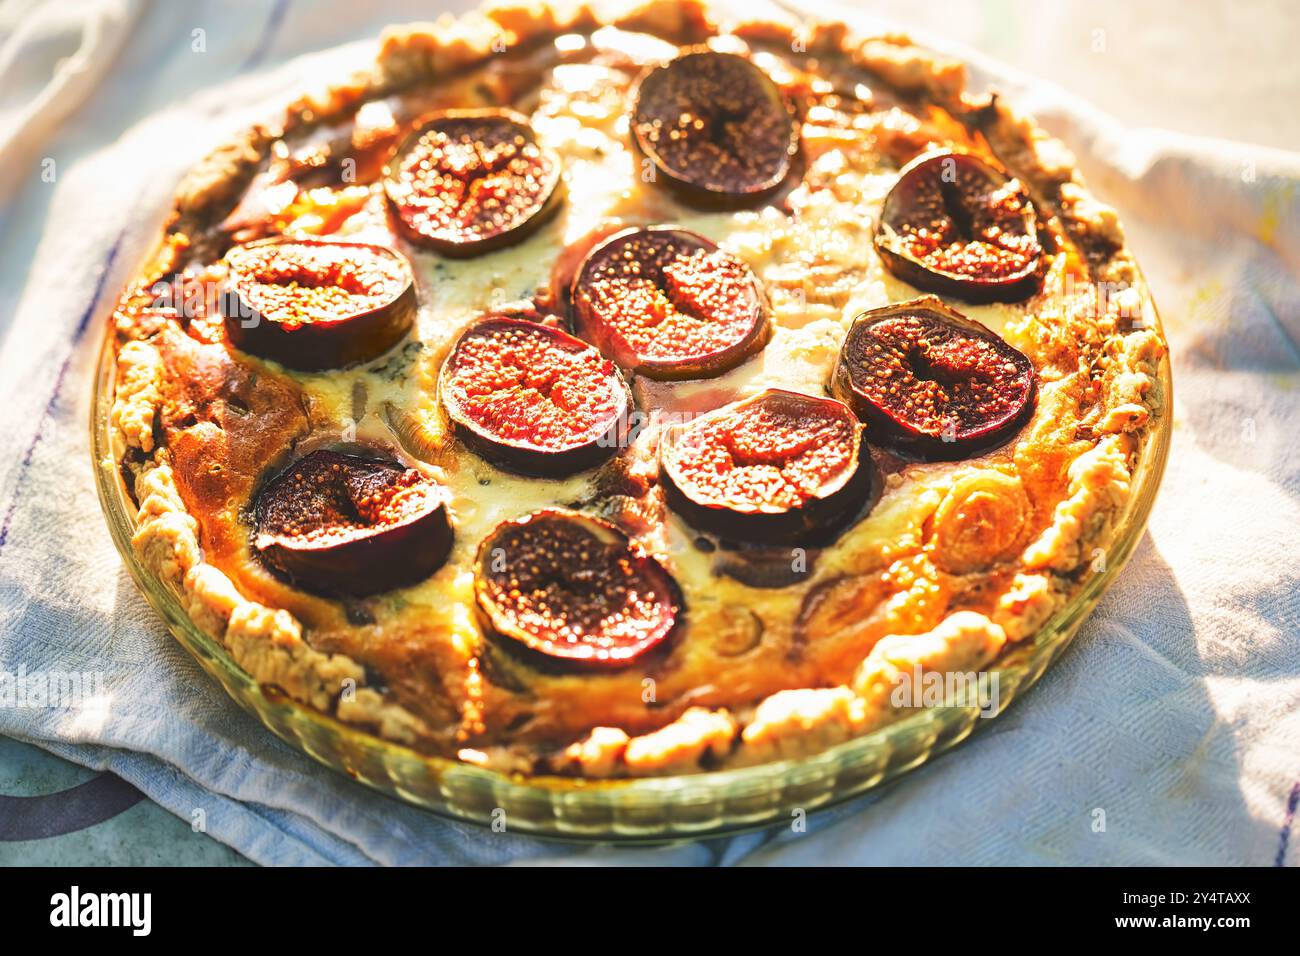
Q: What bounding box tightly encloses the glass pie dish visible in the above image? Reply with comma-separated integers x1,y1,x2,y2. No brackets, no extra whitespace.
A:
90,288,1171,841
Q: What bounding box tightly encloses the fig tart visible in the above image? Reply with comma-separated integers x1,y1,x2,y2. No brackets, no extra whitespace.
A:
104,0,1167,779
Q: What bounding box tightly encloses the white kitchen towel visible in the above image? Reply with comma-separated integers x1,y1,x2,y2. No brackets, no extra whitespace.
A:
0,0,1296,866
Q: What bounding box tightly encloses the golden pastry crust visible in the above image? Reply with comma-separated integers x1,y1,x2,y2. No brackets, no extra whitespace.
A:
105,0,1167,777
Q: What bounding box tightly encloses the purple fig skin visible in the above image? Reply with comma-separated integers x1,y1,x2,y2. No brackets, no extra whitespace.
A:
570,226,770,381
473,509,682,669
383,109,565,258
875,151,1043,305
253,450,453,597
438,316,634,478
630,50,798,209
222,238,417,372
659,388,875,545
831,296,1037,462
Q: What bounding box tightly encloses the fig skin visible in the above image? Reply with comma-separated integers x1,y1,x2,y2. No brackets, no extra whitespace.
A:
660,388,874,545
545,220,625,315
222,238,417,372
831,296,1037,461
253,450,453,597
875,151,1043,304
631,49,799,208
569,226,770,381
473,508,682,669
383,109,565,258
438,316,634,477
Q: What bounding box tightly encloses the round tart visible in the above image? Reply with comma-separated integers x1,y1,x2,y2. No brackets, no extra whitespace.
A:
102,0,1168,795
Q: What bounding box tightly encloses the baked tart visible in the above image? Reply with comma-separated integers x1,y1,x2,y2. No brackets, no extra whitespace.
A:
102,0,1168,787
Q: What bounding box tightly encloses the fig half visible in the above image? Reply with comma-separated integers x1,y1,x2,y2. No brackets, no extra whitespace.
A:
253,450,453,597
438,316,633,476
831,296,1037,461
474,509,682,668
570,226,769,381
384,109,564,257
631,50,798,207
875,151,1043,303
660,388,873,544
222,238,416,371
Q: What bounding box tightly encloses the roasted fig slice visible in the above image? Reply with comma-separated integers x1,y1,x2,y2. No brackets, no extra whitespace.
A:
384,109,564,257
253,450,453,597
474,509,681,668
660,388,873,544
438,316,633,476
570,226,769,381
875,151,1043,303
631,50,797,207
831,297,1037,461
222,238,416,371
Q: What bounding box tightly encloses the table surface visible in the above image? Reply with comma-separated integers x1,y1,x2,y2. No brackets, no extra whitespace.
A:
2,0,1294,866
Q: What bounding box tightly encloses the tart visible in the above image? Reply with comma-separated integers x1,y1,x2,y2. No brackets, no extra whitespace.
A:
104,0,1167,781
